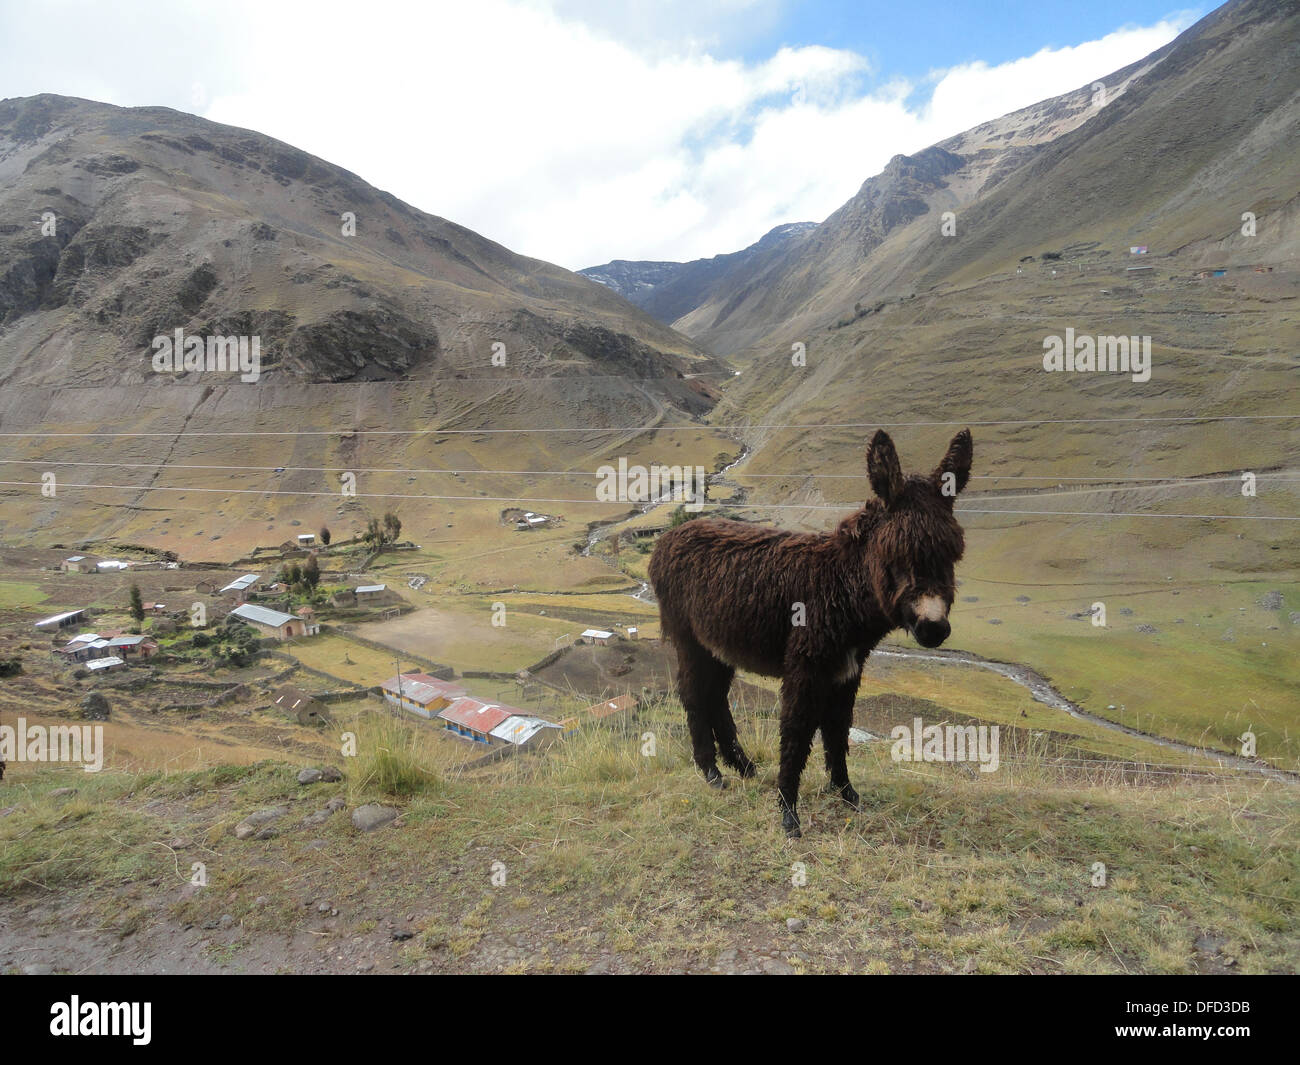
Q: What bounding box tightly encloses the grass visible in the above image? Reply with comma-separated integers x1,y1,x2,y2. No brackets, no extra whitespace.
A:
0,581,49,610
1,699,1296,974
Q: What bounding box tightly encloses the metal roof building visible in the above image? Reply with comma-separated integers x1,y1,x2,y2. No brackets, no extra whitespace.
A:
228,603,318,639
35,608,88,631
437,698,515,742
219,574,260,594
490,715,562,749
85,656,125,672
380,673,466,717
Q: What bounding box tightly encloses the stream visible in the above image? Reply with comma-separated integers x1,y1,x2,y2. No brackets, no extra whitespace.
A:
872,647,1296,783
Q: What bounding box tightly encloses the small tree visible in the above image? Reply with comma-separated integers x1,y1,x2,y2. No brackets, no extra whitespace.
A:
128,584,145,627
382,511,402,545
319,526,331,547
302,554,320,591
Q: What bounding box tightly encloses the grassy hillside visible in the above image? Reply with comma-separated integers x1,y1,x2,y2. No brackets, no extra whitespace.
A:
1,704,1296,974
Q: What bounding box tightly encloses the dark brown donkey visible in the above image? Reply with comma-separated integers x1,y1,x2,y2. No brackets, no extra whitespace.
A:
649,429,972,837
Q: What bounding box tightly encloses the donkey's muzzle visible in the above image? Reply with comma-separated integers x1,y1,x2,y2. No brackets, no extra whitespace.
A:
912,618,950,648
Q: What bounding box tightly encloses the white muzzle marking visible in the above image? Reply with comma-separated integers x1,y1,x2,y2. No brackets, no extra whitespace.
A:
913,595,948,623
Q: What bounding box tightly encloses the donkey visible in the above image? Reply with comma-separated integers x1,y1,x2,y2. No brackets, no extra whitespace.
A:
648,429,972,837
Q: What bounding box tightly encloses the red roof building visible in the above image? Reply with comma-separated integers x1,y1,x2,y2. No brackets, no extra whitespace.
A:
436,697,516,744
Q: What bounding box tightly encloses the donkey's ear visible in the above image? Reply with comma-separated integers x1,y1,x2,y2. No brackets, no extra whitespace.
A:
932,428,973,502
867,429,904,507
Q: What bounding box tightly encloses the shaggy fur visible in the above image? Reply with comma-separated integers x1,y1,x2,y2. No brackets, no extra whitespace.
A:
649,429,972,836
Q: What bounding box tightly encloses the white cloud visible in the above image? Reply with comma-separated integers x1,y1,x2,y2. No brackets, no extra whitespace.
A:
0,0,1196,269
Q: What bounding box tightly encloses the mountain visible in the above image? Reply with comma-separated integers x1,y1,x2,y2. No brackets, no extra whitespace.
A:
654,0,1298,361
0,95,725,392
579,221,815,327
0,95,734,551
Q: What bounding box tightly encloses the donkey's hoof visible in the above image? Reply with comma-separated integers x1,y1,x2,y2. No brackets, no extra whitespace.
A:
781,808,802,838
736,756,757,779
840,784,862,810
704,767,728,790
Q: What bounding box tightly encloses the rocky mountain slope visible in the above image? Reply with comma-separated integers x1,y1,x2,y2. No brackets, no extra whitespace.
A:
0,95,734,548
0,95,723,393
660,0,1296,360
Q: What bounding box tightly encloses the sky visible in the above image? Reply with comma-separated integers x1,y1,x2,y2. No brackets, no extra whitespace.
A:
0,0,1217,270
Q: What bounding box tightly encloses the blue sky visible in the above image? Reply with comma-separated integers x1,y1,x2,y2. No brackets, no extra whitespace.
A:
0,0,1216,267
741,2,1213,74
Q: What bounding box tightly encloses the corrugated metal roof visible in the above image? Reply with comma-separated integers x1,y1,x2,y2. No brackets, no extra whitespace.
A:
107,635,149,647
85,656,125,670
66,555,86,562
581,629,614,639
230,603,301,628
66,632,100,645
35,609,87,627
437,697,514,734
355,584,386,593
219,574,260,593
490,715,561,745
380,673,465,707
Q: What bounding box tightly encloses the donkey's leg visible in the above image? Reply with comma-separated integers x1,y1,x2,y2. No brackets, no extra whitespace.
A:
709,672,756,779
821,680,861,809
776,670,821,838
675,635,729,789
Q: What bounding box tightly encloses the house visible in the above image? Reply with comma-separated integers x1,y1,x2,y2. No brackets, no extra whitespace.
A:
35,608,89,632
218,574,260,602
54,634,111,663
626,626,638,639
105,635,158,659
332,585,396,608
490,715,562,750
436,698,515,745
585,693,640,724
296,533,316,546
141,602,167,615
228,603,318,640
580,628,615,645
96,559,130,572
61,555,97,573
85,656,126,673
380,673,467,717
272,685,333,727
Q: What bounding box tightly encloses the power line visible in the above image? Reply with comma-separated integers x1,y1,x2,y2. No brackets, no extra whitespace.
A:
5,460,1294,494
1,457,1297,486
2,480,1294,520
0,413,1297,438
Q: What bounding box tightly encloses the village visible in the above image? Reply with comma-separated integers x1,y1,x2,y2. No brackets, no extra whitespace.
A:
5,527,663,776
